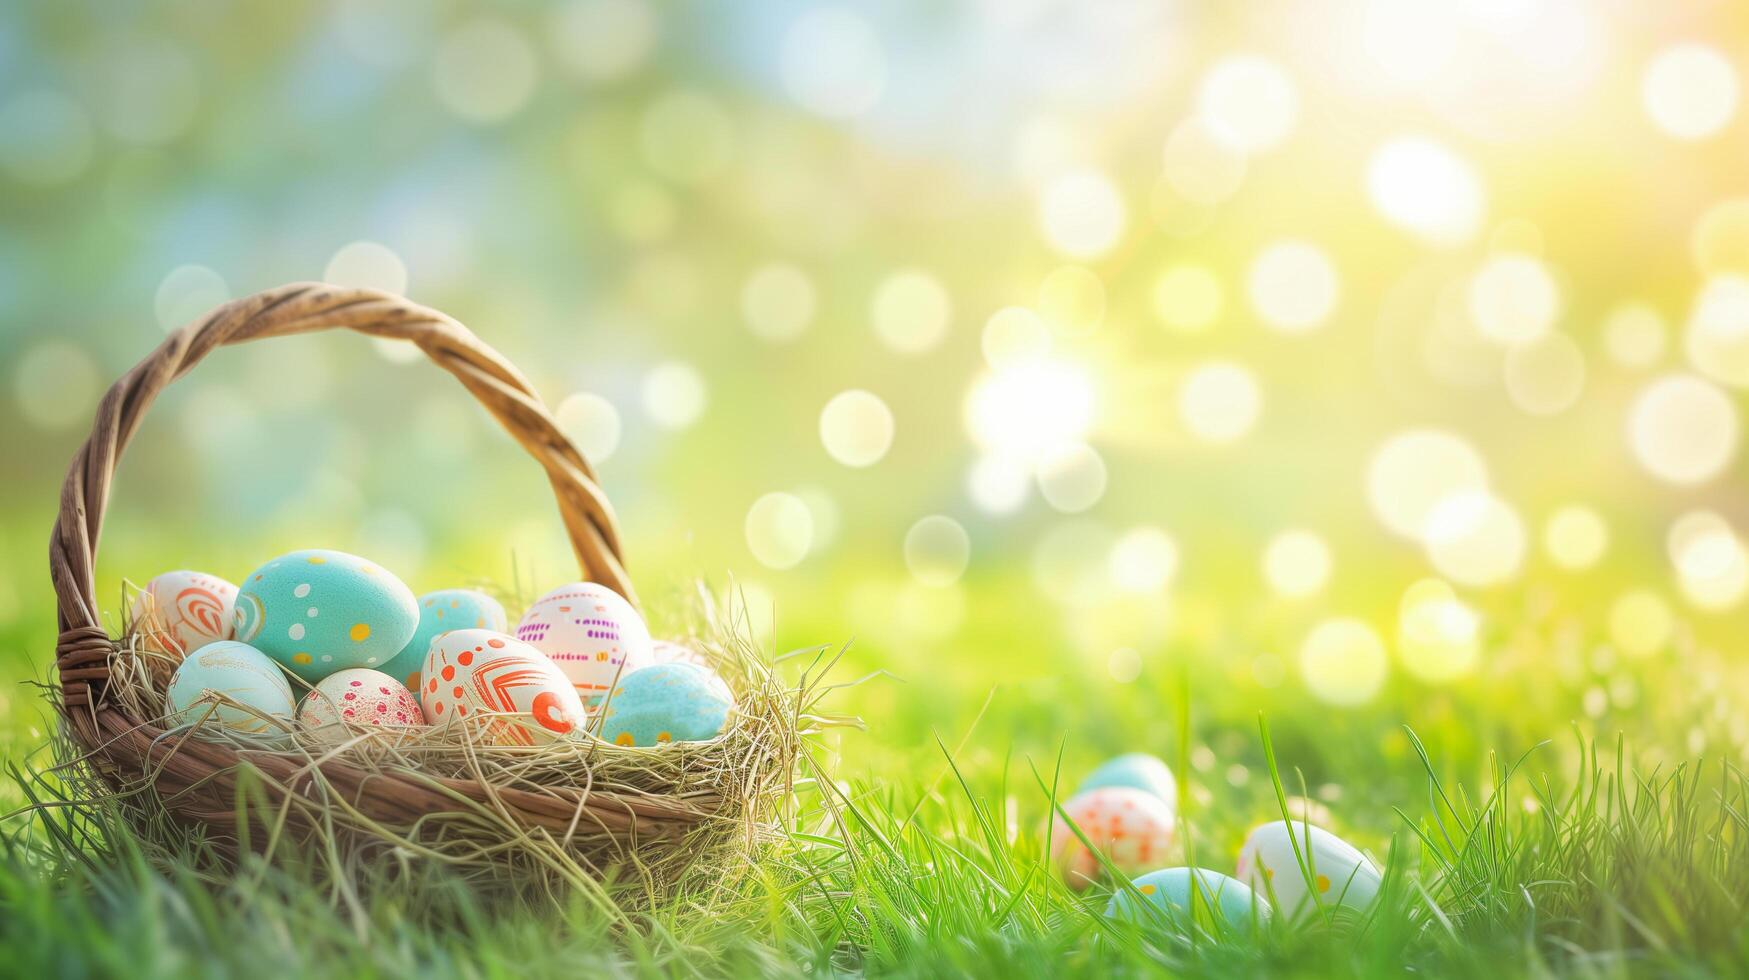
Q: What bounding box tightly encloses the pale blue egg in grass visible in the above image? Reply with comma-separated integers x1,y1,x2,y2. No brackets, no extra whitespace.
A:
165,640,297,741
1105,867,1270,931
232,549,419,684
1078,752,1178,805
596,663,735,747
378,588,508,693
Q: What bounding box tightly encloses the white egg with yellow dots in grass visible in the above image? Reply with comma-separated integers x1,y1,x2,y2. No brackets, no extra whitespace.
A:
421,628,588,745
1049,786,1179,891
515,582,653,705
1235,820,1382,917
165,640,296,741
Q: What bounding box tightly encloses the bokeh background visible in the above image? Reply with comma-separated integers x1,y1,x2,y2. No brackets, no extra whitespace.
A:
4,1,1749,827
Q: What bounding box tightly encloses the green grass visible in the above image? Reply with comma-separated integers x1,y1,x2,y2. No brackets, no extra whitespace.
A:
4,710,1745,978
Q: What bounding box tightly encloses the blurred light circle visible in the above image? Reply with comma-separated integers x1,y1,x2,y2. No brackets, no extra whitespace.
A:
641,360,707,430
904,515,972,586
1423,490,1527,587
780,7,886,119
154,265,229,332
552,0,658,81
1263,530,1332,598
1107,648,1143,683
103,39,200,145
432,19,537,123
1668,511,1749,610
1035,442,1107,513
324,241,407,295
1396,578,1479,683
0,90,92,185
1543,505,1608,570
966,454,1031,514
1366,430,1490,541
871,269,952,354
1641,43,1739,140
1627,374,1738,485
556,391,622,462
14,342,99,430
1603,303,1668,368
1365,136,1485,247
1468,253,1560,345
640,91,734,183
1503,331,1585,415
1692,198,1749,274
965,359,1096,461
1178,361,1262,444
1685,275,1749,387
1153,265,1224,332
1037,265,1105,335
741,263,816,342
820,389,894,467
1108,527,1179,594
1161,116,1248,205
1608,590,1673,658
1031,521,1117,607
793,484,841,550
1298,618,1387,707
981,307,1050,369
1196,54,1299,153
1247,240,1338,332
745,492,814,570
1038,170,1126,259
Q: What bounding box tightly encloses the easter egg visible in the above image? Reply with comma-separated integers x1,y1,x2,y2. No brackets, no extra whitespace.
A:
298,668,424,738
1106,868,1270,929
379,589,509,692
422,629,587,745
1050,787,1178,890
232,549,419,683
596,663,734,747
130,570,238,683
1077,752,1178,806
165,640,296,740
651,641,734,700
1235,820,1382,917
514,582,652,704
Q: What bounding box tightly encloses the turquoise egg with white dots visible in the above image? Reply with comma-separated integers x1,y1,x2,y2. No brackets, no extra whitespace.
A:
165,640,296,741
1105,868,1270,930
597,663,734,747
378,588,508,692
232,549,419,683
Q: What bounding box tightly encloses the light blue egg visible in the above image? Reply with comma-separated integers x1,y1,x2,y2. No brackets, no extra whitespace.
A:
1105,868,1270,929
1079,753,1178,804
165,640,297,740
378,588,508,692
597,663,734,747
232,549,418,683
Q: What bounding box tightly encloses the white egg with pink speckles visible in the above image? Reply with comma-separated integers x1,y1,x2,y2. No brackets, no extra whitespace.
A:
514,582,652,705
297,668,424,740
1050,787,1179,891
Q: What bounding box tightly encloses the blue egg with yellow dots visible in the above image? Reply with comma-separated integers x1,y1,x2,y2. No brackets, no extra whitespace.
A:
1105,868,1270,929
596,662,734,747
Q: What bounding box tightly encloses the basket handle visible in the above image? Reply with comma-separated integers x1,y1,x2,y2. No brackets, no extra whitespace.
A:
50,282,637,657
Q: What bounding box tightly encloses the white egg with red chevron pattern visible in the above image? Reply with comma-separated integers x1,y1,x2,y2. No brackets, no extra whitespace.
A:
514,582,653,706
421,628,587,745
1235,820,1381,918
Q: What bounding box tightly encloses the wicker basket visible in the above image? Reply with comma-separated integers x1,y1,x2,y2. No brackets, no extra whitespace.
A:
48,283,806,895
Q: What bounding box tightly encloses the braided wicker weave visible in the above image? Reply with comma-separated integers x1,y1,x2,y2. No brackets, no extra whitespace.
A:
48,283,802,890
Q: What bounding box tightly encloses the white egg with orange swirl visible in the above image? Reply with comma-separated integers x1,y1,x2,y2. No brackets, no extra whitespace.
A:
514,582,652,706
131,570,237,680
420,629,587,745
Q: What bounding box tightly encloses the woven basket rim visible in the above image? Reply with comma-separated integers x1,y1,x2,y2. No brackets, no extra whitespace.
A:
46,283,800,877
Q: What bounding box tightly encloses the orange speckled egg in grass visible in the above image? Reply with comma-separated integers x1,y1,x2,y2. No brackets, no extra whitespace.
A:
1050,787,1179,891
421,629,587,745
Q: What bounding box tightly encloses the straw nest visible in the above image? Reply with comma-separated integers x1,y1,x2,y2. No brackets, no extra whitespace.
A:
48,284,844,903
